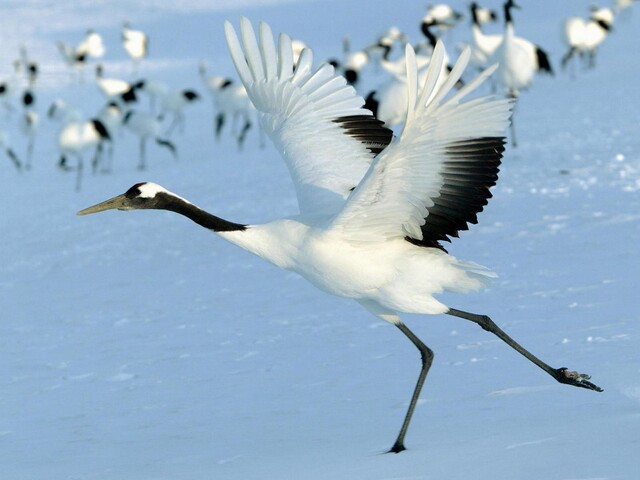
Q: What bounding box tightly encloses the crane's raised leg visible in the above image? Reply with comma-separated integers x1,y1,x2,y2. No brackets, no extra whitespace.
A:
389,321,434,454
447,308,603,392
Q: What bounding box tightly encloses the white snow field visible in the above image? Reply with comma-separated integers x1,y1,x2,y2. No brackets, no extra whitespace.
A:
1,1,639,479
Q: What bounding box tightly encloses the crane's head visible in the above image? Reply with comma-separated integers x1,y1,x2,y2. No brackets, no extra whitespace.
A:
505,0,520,10
77,182,175,215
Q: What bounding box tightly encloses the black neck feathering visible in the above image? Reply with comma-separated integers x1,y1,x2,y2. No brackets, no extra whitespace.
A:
157,193,246,232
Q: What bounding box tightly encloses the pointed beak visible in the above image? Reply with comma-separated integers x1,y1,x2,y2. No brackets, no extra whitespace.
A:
77,193,129,216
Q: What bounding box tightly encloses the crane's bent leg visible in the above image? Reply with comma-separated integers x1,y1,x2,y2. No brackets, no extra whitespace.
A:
447,308,603,392
389,321,434,454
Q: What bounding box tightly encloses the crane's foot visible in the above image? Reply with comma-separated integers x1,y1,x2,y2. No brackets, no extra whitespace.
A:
387,441,407,454
554,367,603,392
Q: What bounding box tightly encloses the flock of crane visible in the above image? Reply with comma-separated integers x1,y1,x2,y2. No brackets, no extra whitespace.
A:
0,0,634,192
69,0,636,453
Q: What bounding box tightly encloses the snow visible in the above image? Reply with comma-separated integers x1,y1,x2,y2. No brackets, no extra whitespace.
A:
1,0,639,479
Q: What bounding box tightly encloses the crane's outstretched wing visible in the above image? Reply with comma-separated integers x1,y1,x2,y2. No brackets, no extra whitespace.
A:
224,18,393,215
329,42,512,251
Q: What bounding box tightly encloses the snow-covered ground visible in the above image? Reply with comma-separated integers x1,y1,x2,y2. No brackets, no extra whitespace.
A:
1,1,639,479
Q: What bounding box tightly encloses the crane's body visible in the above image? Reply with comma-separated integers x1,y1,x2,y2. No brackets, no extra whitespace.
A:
469,2,502,70
562,7,614,69
79,17,602,453
218,216,490,315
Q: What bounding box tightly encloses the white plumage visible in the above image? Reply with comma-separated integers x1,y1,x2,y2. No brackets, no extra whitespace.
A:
199,63,261,148
490,1,554,146
468,2,503,70
122,109,176,170
77,30,106,59
122,22,148,71
95,65,136,103
562,7,614,69
78,18,602,453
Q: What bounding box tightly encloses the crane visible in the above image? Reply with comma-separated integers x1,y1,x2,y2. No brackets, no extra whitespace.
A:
491,0,554,146
78,18,602,453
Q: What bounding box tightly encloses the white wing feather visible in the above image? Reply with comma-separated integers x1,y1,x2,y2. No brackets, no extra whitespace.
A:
329,41,513,244
224,18,387,216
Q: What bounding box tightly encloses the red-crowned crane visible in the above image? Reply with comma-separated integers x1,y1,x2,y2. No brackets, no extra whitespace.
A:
491,0,554,146
78,18,602,453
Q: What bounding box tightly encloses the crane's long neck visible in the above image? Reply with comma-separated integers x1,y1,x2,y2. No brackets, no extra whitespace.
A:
504,2,514,26
471,4,480,27
159,193,246,232
156,193,302,270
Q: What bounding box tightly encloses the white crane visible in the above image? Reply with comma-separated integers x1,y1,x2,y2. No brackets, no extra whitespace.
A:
468,2,503,72
122,21,148,72
199,63,261,149
56,118,112,191
423,3,464,35
131,77,168,112
121,109,177,170
158,88,200,136
491,0,554,146
474,4,498,25
77,29,106,60
562,6,614,70
49,99,114,187
78,18,602,453
57,41,88,82
95,64,138,104
91,102,123,173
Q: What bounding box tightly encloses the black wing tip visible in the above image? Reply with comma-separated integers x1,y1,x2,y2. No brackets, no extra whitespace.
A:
408,136,506,251
333,114,393,156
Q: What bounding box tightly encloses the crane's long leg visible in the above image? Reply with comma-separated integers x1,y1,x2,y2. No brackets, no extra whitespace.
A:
6,148,22,171
138,138,146,170
214,112,225,140
508,93,518,148
389,321,434,454
447,308,603,392
26,137,34,170
75,153,84,192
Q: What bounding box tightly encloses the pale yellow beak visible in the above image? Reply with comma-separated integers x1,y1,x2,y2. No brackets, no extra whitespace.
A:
77,194,129,216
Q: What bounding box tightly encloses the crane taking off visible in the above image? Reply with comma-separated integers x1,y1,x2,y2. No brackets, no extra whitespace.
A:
78,18,602,453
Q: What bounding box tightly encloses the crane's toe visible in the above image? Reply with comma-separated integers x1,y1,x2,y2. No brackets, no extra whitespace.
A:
555,367,603,392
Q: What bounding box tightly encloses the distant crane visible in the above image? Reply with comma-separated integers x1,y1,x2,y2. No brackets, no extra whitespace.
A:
121,109,176,170
78,18,602,453
491,0,554,146
422,3,464,35
95,65,138,104
52,108,112,191
468,2,503,72
122,21,148,73
562,6,615,70
198,63,261,149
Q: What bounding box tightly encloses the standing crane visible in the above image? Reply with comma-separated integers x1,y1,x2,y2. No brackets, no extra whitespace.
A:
491,0,554,146
78,18,602,453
